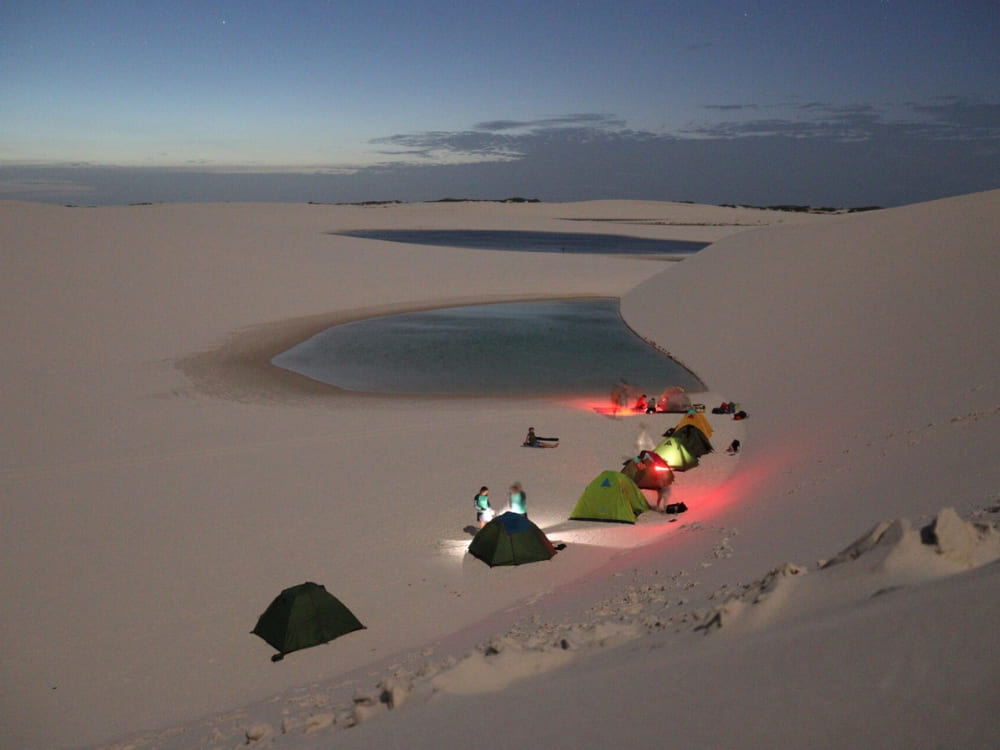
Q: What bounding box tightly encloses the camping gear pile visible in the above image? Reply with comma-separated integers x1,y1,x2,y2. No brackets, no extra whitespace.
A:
712,400,749,420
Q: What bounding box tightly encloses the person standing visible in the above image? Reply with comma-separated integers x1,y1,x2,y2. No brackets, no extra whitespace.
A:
509,482,527,516
474,486,493,528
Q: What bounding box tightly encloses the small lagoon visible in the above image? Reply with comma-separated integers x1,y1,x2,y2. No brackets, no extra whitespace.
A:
335,229,708,256
272,299,703,397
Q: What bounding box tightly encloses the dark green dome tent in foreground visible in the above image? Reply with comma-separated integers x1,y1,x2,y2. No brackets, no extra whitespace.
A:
469,511,557,566
252,581,365,662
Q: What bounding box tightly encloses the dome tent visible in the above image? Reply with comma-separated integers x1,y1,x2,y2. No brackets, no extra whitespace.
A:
570,470,650,524
658,386,692,413
654,413,714,471
621,450,675,490
653,434,701,471
673,410,714,439
251,582,365,662
469,511,557,567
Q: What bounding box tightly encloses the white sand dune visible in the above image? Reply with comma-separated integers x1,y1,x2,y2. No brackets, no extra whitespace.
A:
1,193,998,750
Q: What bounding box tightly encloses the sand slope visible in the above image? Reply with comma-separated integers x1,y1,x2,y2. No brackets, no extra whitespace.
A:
2,194,998,749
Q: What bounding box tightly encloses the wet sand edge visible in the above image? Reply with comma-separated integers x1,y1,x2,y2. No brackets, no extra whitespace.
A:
175,293,610,403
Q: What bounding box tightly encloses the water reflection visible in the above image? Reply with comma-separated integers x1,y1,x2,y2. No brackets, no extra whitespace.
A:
272,299,702,397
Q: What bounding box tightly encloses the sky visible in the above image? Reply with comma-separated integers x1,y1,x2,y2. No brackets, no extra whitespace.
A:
1,0,998,207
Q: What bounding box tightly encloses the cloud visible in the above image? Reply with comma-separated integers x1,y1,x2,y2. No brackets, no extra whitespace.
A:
2,95,997,208
682,98,1000,143
702,104,761,112
0,177,95,197
907,96,1000,137
371,114,629,165
472,114,624,132
372,129,517,160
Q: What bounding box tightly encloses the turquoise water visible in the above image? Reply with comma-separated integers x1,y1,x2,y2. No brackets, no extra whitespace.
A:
272,299,703,397
335,229,707,255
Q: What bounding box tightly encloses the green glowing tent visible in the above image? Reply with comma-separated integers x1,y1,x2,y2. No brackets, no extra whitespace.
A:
653,435,700,471
570,470,650,524
654,421,713,471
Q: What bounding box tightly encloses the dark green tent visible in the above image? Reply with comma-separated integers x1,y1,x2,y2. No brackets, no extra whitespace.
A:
469,512,557,567
671,424,714,458
252,581,365,662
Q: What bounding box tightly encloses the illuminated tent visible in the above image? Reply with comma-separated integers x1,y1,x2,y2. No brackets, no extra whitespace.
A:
570,470,650,524
252,582,365,662
621,450,675,490
658,386,692,412
654,413,714,471
653,435,700,471
469,512,557,567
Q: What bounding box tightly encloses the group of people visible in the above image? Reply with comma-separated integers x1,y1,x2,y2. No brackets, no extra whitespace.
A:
474,483,527,527
473,424,554,527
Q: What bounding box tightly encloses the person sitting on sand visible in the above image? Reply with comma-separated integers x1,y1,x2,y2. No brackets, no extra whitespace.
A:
474,486,494,528
634,394,648,411
523,427,558,447
509,483,527,516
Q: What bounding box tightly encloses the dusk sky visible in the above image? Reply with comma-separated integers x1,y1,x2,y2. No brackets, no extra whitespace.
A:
2,1,998,207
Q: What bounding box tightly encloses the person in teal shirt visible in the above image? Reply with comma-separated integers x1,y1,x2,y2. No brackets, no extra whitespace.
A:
474,486,493,528
509,483,527,516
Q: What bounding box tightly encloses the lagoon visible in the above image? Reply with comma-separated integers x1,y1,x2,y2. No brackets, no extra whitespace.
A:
335,229,708,256
271,299,703,397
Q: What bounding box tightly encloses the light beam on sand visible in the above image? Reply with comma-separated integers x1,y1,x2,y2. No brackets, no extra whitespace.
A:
438,539,476,561
437,508,675,563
